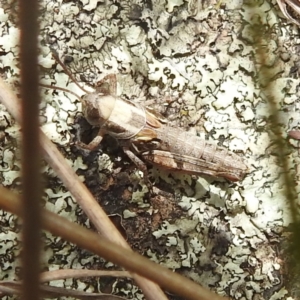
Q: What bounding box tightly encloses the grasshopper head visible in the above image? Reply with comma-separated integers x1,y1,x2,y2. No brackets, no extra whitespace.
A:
81,93,116,127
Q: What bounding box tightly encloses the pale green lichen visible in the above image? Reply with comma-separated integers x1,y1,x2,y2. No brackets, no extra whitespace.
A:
0,0,299,298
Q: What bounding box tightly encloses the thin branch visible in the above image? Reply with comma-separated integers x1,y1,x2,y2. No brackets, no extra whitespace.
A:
0,281,127,299
0,77,167,300
18,0,41,298
39,269,132,283
0,186,227,300
251,4,298,223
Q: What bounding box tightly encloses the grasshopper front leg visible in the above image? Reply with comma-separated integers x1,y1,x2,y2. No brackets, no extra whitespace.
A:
76,128,105,151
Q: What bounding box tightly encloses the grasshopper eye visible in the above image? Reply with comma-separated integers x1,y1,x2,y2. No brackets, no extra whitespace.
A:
82,93,116,127
82,103,101,126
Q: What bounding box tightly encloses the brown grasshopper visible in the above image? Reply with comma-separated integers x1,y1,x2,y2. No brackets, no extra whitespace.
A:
42,54,248,183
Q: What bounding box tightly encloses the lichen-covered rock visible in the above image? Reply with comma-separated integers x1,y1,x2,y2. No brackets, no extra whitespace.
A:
1,0,300,298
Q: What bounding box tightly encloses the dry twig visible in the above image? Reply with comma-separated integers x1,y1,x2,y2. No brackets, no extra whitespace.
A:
0,186,227,300
0,77,166,300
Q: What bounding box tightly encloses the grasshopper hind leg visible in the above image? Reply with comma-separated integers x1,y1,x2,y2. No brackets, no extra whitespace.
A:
122,146,173,197
122,146,154,193
122,146,151,180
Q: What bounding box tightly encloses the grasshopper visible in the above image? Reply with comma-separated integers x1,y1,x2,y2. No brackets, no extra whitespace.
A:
42,54,248,183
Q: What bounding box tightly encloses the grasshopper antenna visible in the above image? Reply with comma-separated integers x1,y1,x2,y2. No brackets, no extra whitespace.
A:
40,50,90,97
39,83,82,101
51,51,90,94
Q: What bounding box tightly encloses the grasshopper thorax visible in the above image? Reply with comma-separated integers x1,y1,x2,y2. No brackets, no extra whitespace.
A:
81,92,116,127
82,92,147,140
